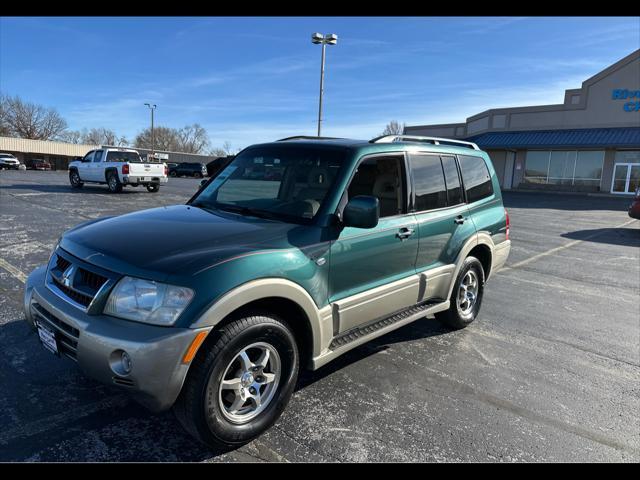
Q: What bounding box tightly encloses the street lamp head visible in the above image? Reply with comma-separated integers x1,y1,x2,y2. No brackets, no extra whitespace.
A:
311,32,324,44
324,33,338,45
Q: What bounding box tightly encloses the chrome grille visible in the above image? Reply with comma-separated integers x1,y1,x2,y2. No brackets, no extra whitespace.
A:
46,249,112,310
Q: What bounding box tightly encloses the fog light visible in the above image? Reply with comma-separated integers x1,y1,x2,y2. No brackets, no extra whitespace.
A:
121,351,132,374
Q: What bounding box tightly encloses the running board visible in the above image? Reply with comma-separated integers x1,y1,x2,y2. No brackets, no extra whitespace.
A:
329,300,446,350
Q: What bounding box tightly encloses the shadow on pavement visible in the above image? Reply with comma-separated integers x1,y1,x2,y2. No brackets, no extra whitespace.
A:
561,227,640,247
0,313,451,462
297,317,451,390
502,191,632,212
2,184,145,194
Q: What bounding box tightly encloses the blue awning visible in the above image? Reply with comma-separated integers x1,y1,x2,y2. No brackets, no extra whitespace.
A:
466,127,640,149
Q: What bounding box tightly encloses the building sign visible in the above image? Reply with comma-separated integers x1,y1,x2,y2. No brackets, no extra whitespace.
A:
612,89,640,112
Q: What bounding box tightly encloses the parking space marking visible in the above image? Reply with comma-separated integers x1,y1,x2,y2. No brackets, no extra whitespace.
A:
502,218,638,272
0,257,27,284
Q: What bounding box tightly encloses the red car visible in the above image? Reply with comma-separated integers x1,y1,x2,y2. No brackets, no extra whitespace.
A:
32,159,52,170
629,187,640,220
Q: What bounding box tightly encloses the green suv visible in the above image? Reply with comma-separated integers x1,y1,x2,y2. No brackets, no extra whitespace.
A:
23,135,510,449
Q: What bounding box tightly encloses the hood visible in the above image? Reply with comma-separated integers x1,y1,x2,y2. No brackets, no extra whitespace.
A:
60,204,308,281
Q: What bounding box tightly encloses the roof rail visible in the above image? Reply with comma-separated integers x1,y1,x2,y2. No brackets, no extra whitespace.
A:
277,135,344,142
370,135,480,150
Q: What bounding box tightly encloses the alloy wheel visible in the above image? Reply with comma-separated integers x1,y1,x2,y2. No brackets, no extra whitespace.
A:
215,342,281,424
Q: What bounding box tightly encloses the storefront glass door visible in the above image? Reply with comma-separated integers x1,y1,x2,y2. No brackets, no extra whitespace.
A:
611,163,640,194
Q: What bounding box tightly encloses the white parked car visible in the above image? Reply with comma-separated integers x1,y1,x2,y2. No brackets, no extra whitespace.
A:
0,153,21,170
68,147,168,193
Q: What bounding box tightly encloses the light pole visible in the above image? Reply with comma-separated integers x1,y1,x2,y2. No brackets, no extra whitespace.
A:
144,103,157,160
311,33,338,137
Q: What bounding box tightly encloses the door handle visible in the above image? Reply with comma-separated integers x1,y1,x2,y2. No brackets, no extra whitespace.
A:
454,215,465,225
396,227,415,240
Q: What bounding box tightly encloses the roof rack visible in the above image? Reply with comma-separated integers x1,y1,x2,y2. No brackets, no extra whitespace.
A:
277,135,344,142
370,135,480,150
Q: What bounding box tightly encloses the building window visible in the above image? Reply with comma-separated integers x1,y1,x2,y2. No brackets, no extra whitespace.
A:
524,150,604,187
614,151,640,164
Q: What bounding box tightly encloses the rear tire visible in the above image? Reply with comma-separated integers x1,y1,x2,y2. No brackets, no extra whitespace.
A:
146,184,159,193
173,313,299,450
69,170,83,189
435,256,485,330
106,172,123,193
169,171,177,177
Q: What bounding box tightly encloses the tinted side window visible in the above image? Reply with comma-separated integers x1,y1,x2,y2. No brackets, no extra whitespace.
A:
458,155,494,203
348,156,406,218
83,151,94,162
93,150,103,162
410,154,447,211
441,155,464,205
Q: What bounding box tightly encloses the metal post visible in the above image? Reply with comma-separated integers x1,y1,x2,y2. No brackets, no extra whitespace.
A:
151,107,155,160
317,42,326,137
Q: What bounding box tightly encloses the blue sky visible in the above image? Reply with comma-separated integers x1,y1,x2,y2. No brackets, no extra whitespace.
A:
1,16,638,151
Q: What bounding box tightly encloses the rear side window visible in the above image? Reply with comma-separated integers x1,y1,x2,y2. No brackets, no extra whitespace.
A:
441,155,464,205
458,155,494,203
410,154,447,211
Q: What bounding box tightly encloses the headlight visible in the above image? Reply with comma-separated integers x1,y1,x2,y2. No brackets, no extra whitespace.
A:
104,276,194,326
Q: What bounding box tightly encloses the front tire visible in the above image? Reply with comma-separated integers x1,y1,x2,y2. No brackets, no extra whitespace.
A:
173,313,299,450
436,256,485,330
106,172,123,193
69,170,83,189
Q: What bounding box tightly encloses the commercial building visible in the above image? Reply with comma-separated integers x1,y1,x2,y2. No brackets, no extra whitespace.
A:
405,49,640,195
0,137,218,171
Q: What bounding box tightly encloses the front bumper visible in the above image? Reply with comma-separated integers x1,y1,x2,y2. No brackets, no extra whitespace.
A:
122,175,168,185
24,265,209,412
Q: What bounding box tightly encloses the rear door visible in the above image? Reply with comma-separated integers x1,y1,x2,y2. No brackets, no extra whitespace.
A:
410,153,475,301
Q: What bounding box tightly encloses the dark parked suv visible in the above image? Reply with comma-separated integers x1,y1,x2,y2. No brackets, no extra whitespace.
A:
169,162,208,178
24,135,510,449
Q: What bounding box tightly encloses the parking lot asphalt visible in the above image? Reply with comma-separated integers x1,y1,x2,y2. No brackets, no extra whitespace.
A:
0,170,638,462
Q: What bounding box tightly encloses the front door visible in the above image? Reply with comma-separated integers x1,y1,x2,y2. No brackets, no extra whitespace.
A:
329,154,419,335
77,150,94,180
611,163,640,194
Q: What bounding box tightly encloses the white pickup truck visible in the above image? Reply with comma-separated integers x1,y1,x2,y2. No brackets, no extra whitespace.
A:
68,147,168,193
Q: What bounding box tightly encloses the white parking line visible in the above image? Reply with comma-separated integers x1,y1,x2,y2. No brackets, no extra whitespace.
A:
502,218,638,272
0,257,27,284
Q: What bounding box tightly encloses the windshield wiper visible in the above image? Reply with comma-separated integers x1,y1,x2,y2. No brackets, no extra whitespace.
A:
212,203,282,221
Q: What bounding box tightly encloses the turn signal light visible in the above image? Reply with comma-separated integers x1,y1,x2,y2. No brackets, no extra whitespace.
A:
182,331,209,364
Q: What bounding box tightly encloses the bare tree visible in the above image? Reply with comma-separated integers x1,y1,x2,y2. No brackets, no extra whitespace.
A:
134,126,179,151
57,130,83,144
0,94,11,136
209,141,234,157
0,94,67,140
380,120,405,136
80,127,121,146
176,123,210,154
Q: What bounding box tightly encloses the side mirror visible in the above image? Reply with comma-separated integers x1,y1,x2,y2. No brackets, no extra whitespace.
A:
343,195,379,229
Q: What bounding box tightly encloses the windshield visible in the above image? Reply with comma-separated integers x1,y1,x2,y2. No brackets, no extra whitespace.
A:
0,154,16,159
106,151,142,163
191,146,346,224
